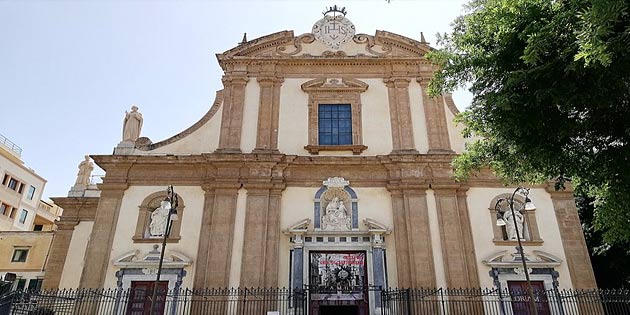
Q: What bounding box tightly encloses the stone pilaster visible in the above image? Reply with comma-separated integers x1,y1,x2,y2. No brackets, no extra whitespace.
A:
433,187,479,289
546,184,598,289
263,188,283,287
254,77,283,153
193,183,240,289
385,78,418,154
217,75,249,153
42,197,99,289
78,184,127,288
291,240,304,290
239,183,284,288
418,78,453,154
389,186,435,288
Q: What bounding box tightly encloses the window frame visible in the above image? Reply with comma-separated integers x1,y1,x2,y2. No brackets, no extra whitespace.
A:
317,104,353,146
27,185,36,200
11,248,29,262
18,209,28,224
301,78,369,155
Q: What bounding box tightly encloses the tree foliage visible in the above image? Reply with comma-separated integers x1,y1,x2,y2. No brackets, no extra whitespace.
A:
427,0,630,244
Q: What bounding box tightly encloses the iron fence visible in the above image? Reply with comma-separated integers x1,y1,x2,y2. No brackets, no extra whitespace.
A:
381,288,630,315
0,287,629,315
0,288,307,315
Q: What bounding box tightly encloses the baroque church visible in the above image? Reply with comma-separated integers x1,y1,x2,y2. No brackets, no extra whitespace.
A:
43,7,596,315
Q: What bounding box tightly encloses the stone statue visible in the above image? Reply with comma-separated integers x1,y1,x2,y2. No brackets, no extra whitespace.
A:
74,155,93,187
504,209,525,240
149,200,171,237
322,197,351,230
122,105,143,142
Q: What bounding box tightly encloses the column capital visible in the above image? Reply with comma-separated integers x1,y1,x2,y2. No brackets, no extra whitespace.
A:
257,76,285,85
222,75,249,85
384,77,411,88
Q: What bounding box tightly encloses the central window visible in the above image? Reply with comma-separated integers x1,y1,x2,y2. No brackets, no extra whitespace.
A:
318,104,352,145
301,78,368,155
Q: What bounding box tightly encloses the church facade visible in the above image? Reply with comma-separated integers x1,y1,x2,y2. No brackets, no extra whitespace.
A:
44,9,596,314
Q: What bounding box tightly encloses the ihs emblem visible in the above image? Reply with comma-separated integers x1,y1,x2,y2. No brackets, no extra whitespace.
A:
312,5,356,50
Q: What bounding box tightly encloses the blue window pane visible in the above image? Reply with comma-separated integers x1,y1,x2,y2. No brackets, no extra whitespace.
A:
339,134,352,144
319,134,333,145
318,104,352,145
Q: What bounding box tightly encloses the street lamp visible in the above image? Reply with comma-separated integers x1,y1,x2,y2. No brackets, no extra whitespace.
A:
149,185,179,315
495,187,538,315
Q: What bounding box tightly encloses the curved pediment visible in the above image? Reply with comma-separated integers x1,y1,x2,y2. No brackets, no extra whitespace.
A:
218,30,432,60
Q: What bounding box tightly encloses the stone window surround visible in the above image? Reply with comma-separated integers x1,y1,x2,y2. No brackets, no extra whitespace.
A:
301,78,368,155
133,191,186,243
2,172,25,195
488,193,543,246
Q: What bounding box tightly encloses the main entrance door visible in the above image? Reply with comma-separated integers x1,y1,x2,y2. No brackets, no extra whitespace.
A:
309,251,368,315
126,281,168,315
508,281,551,315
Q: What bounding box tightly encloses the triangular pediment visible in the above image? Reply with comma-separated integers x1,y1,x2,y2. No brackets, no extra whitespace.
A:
218,30,432,60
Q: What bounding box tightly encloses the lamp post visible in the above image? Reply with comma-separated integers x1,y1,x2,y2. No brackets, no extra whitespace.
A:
149,185,179,315
495,187,538,315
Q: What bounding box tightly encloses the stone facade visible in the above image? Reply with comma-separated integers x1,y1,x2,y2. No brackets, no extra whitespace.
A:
43,12,597,315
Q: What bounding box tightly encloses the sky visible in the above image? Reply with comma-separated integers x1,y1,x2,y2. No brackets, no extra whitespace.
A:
0,0,472,200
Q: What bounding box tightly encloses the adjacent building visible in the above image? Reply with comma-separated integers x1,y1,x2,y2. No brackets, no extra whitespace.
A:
44,10,597,314
0,134,63,291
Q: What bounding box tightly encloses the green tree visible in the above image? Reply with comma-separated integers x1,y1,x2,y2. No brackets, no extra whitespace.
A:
427,0,630,245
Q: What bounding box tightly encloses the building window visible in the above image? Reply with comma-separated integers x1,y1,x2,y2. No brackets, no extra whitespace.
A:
11,249,29,262
3,174,24,194
0,203,7,216
33,225,43,231
301,78,369,154
27,278,43,291
27,186,36,200
318,104,352,145
18,209,28,224
7,178,18,190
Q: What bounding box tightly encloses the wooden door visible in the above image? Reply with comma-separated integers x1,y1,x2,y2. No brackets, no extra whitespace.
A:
508,281,551,315
126,281,168,315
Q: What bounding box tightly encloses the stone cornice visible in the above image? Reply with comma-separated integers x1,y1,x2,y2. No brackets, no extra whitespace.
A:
86,152,514,188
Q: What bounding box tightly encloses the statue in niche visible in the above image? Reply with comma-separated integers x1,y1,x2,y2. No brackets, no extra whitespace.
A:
322,196,351,230
149,200,171,237
504,209,525,240
122,105,143,142
74,155,93,187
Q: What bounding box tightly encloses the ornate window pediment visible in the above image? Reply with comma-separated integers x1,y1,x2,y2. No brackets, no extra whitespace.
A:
301,79,368,155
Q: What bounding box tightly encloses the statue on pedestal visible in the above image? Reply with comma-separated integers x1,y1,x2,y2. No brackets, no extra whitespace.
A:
149,200,171,237
122,105,143,142
504,209,525,240
74,155,93,187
